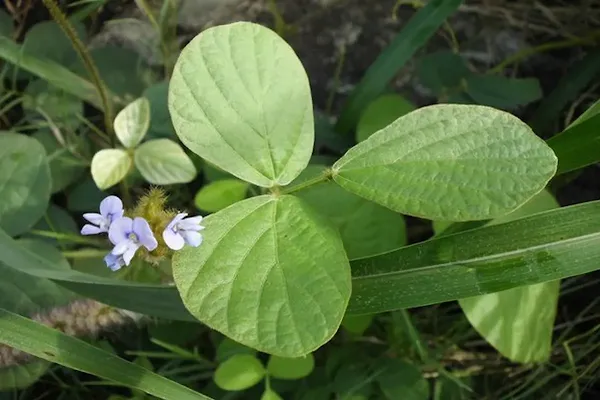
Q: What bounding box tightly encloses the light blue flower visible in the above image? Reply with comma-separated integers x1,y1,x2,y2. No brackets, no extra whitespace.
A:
81,196,124,235
163,213,204,250
106,217,158,269
104,253,126,272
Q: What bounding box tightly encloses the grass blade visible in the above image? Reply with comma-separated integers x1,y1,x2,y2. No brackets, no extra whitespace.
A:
334,0,462,134
348,200,600,314
547,113,600,175
0,37,110,110
0,308,212,399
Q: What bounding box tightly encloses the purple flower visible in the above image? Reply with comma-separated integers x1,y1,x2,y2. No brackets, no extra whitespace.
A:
81,196,124,235
104,253,126,272
163,213,204,250
106,217,158,268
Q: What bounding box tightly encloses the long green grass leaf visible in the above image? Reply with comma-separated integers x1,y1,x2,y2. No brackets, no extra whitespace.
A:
0,37,108,110
347,200,600,314
334,0,462,134
0,308,212,399
547,113,600,175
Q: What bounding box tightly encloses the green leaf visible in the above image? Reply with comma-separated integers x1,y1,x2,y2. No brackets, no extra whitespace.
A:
70,45,150,100
0,132,51,237
0,37,107,110
333,104,557,221
547,113,600,175
134,139,196,185
0,361,49,391
341,314,373,335
33,129,86,193
144,81,175,139
213,354,265,391
296,166,406,259
377,359,429,400
66,177,106,213
356,94,416,142
570,98,600,127
169,22,314,187
261,389,284,400
215,338,257,363
194,179,249,212
22,21,86,66
91,148,132,190
335,0,462,133
417,51,471,95
529,49,600,133
23,80,83,131
267,354,314,380
465,76,542,109
0,308,213,400
114,97,151,148
173,195,351,356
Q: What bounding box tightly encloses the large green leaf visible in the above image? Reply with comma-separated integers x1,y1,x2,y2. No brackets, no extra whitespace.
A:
134,139,196,185
0,37,105,110
333,104,557,221
169,22,314,187
0,132,51,237
335,0,462,133
435,190,560,362
356,94,416,142
296,166,406,259
0,308,212,400
22,21,86,66
33,129,86,193
173,195,351,356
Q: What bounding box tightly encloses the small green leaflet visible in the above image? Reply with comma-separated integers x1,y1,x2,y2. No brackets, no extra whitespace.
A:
91,148,132,190
134,139,196,185
114,97,151,148
333,104,557,221
169,22,314,187
356,94,416,142
214,354,265,391
194,179,249,212
267,354,315,380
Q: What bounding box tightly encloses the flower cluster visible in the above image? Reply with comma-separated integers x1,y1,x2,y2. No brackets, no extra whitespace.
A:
81,195,204,271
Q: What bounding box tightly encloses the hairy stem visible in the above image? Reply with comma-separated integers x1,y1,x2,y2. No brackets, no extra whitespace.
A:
280,169,333,195
41,0,115,137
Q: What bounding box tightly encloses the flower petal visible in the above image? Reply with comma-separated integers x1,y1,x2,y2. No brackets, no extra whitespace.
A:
133,217,158,251
81,224,104,235
82,213,104,225
163,228,185,250
100,196,124,218
181,230,203,247
183,215,203,225
104,253,124,271
122,243,140,265
111,239,132,256
179,218,204,231
167,213,188,231
108,217,133,245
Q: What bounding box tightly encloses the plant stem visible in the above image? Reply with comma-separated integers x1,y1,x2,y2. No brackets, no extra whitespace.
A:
489,30,600,74
41,0,114,137
61,249,110,258
280,170,333,195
